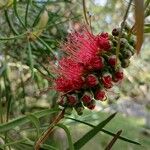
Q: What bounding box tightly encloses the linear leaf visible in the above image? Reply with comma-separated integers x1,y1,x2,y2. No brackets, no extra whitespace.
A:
57,123,74,150
0,109,59,133
27,41,34,78
66,117,141,145
0,139,26,148
73,113,117,150
144,27,150,33
27,114,40,138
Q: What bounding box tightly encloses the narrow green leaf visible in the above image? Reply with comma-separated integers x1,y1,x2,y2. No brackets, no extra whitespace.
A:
36,36,56,57
57,123,74,150
0,33,26,41
13,0,27,30
32,1,48,27
105,130,122,150
21,138,58,150
66,117,141,145
144,0,150,10
144,27,150,33
0,109,59,133
0,139,26,148
4,10,18,35
25,0,30,27
73,113,117,150
144,23,150,27
27,114,40,138
3,62,13,122
27,41,34,78
134,0,144,53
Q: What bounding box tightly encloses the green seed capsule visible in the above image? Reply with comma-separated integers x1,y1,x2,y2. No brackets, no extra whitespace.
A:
75,106,84,115
121,59,130,68
65,107,73,115
112,28,120,36
75,103,84,115
129,36,136,47
121,22,130,31
122,50,132,59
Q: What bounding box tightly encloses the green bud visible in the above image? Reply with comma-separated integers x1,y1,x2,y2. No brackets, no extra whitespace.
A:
121,59,130,68
122,50,132,59
65,107,73,115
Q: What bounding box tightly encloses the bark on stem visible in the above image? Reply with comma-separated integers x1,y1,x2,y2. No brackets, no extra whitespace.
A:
34,109,65,150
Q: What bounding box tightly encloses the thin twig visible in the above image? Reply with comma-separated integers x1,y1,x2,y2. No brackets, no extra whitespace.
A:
34,109,65,150
105,130,122,150
116,0,133,63
82,0,89,25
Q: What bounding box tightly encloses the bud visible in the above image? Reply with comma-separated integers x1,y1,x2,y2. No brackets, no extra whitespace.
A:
112,28,120,36
85,74,99,87
88,56,104,70
113,69,124,82
128,45,135,55
75,103,84,115
122,50,132,59
121,59,130,68
87,100,96,110
67,94,78,106
81,92,92,104
121,22,130,31
108,55,117,67
112,39,118,46
129,36,136,47
100,32,109,38
102,73,113,89
65,107,73,115
120,38,128,48
94,89,106,101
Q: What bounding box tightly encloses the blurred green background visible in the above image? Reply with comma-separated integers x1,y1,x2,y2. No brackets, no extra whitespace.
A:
0,0,150,150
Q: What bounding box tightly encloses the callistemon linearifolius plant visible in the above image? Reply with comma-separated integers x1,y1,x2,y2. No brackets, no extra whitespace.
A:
52,24,135,115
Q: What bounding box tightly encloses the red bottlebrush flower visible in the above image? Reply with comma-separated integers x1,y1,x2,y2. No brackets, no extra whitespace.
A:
81,92,92,104
61,28,107,71
100,32,109,39
87,56,104,70
108,55,117,67
113,69,124,82
55,57,84,92
102,73,113,89
85,74,98,87
55,77,73,93
87,100,96,110
63,28,100,65
95,90,106,101
96,34,111,51
67,94,78,106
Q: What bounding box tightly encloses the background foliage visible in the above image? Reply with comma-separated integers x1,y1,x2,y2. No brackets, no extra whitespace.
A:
0,0,150,150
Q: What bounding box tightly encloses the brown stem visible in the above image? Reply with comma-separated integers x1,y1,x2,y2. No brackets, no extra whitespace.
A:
34,109,65,150
116,0,133,65
82,0,89,25
105,130,122,150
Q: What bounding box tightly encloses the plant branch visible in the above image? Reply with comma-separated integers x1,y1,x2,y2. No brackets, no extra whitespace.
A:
34,109,65,150
116,0,133,62
82,0,89,25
